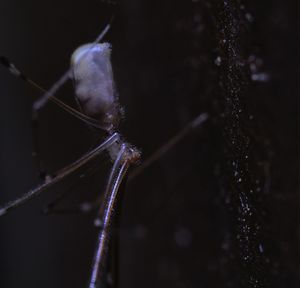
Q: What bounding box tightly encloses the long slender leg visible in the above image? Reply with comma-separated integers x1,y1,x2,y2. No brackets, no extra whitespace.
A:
43,160,107,215
33,22,112,111
93,143,126,227
129,113,208,181
0,133,119,216
89,145,130,288
0,56,106,129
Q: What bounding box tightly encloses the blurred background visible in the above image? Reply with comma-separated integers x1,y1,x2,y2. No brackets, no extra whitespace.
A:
0,0,299,287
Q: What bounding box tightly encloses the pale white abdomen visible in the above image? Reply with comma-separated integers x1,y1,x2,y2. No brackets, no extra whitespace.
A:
71,43,121,131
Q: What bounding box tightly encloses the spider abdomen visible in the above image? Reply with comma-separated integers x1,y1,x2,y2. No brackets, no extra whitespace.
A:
71,43,121,131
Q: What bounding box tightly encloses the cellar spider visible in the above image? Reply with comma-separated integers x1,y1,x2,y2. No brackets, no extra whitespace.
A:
0,22,208,288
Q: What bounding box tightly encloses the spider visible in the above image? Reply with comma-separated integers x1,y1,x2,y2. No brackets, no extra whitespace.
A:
0,21,208,287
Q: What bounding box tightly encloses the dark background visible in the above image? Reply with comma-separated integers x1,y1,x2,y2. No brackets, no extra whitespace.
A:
0,0,299,287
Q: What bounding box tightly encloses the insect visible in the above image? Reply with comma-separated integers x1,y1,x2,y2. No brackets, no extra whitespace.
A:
0,19,208,287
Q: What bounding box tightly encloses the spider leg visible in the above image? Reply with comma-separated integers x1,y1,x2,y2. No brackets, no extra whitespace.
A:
0,133,120,217
93,142,127,227
43,159,107,215
33,22,112,111
89,143,131,288
129,113,208,181
0,56,105,129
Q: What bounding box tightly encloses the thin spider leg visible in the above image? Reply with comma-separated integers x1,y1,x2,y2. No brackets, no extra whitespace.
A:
33,22,112,111
42,135,114,215
0,57,105,130
129,113,208,181
29,78,106,129
93,144,126,227
0,133,119,217
74,146,124,218
43,158,107,215
89,146,130,288
44,164,99,214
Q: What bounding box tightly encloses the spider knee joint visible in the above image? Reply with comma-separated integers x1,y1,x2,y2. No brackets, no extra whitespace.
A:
122,144,141,165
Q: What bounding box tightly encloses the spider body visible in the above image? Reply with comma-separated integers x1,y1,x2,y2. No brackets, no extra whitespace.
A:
0,30,206,288
71,43,122,132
